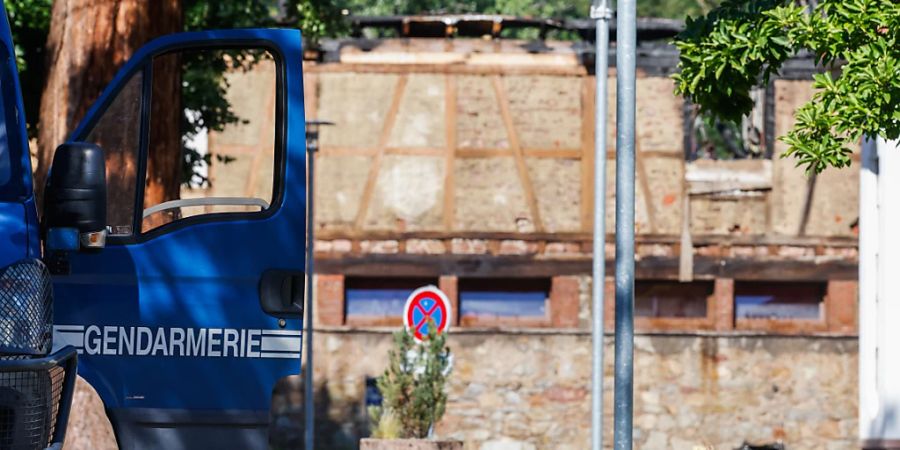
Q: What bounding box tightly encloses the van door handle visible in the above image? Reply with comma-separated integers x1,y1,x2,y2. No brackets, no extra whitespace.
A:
258,270,304,318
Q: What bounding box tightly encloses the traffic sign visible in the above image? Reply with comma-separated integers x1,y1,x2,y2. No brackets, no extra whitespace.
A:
403,286,452,341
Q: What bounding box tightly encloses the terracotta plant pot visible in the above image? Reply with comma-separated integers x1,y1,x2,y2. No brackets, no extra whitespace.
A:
360,438,464,450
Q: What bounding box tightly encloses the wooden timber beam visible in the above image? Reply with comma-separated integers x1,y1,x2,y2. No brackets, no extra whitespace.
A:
314,253,858,280
353,75,408,230
581,76,596,233
492,75,544,232
313,230,859,247
444,75,458,230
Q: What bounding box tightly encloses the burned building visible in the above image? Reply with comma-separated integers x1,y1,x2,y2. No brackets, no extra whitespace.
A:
204,16,859,450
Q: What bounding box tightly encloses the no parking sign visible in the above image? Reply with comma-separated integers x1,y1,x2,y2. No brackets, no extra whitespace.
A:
403,286,451,342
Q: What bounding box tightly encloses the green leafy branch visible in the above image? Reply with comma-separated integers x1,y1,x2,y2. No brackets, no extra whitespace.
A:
674,0,900,173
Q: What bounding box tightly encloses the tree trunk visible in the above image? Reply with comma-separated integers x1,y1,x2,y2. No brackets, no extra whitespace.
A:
142,50,182,231
35,0,182,208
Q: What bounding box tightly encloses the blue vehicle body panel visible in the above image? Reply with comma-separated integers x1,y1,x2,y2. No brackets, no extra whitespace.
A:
50,29,308,448
0,0,39,263
0,201,27,266
0,199,38,269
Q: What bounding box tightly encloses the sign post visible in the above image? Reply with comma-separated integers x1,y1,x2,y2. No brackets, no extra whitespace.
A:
590,1,613,449
403,286,452,341
304,120,333,450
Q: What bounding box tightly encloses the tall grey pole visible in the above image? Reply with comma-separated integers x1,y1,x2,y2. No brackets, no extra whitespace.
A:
590,1,612,450
304,121,332,450
304,130,316,450
613,0,636,448
303,120,334,450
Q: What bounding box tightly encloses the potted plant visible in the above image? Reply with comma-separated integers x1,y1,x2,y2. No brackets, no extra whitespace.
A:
361,323,461,450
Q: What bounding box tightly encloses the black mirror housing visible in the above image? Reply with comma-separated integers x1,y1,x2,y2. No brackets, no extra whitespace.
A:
43,142,107,248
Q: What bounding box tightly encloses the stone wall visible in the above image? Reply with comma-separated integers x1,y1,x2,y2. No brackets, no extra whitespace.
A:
306,271,859,450
309,331,857,450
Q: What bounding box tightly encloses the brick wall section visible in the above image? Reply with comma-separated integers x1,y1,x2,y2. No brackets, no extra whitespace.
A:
826,280,858,334
498,239,539,255
604,277,615,332
714,278,735,331
439,276,459,326
316,274,345,326
407,239,447,254
450,238,488,254
550,276,580,328
314,272,858,336
359,240,400,254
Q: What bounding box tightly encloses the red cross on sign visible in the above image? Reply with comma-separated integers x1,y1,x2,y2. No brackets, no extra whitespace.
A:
403,286,452,342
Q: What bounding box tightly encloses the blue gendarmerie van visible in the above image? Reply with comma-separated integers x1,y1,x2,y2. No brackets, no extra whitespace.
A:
0,2,309,448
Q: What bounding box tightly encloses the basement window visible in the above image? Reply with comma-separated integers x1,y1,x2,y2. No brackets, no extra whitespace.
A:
345,277,438,326
635,280,713,318
459,278,550,326
734,281,825,320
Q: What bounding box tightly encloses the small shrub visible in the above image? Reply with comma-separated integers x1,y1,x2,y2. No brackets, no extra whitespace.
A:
370,323,452,439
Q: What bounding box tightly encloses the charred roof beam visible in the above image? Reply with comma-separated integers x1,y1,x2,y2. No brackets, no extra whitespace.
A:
348,14,683,41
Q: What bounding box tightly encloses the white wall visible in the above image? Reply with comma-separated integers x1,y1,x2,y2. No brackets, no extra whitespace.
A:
860,137,900,445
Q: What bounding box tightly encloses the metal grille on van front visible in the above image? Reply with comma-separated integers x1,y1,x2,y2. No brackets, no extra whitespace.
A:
0,260,53,356
0,364,65,450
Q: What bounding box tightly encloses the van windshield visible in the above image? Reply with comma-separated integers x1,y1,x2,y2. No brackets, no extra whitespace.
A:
0,49,24,202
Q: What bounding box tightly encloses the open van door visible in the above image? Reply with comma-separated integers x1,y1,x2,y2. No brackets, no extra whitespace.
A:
49,29,307,449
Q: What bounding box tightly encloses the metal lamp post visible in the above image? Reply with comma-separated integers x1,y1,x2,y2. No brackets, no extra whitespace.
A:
304,119,334,450
613,0,637,448
590,1,613,450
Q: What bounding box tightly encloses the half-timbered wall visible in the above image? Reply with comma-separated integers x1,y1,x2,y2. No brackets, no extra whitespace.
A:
305,69,687,236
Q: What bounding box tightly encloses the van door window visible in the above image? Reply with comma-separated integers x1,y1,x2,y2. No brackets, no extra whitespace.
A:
83,71,144,237
141,48,279,233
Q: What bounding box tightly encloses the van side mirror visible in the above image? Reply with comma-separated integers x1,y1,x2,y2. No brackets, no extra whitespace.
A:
43,142,107,251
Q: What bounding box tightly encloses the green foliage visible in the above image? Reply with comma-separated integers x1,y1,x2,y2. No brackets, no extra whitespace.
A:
286,0,348,42
5,0,50,69
6,0,51,136
637,0,714,19
674,0,900,173
183,0,282,30
373,324,452,439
